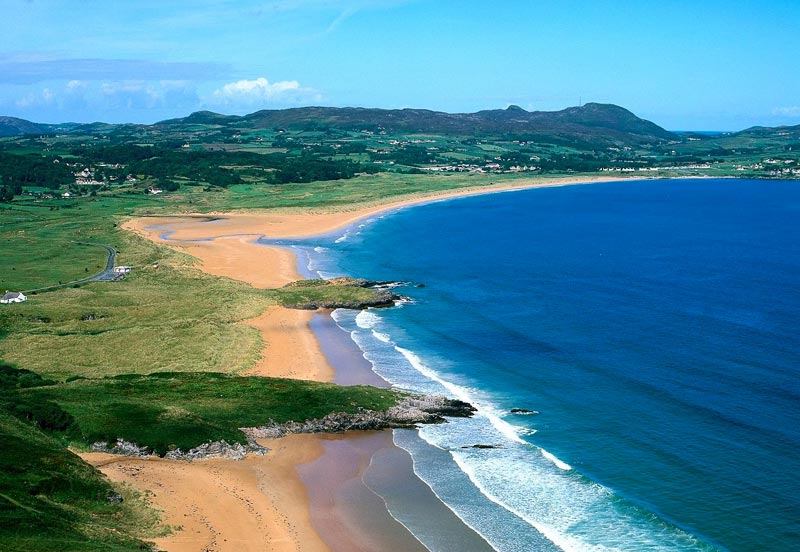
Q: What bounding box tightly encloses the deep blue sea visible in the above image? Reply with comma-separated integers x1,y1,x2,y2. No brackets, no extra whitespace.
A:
289,178,800,551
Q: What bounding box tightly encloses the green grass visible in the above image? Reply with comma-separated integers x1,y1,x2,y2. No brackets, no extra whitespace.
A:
0,266,273,380
275,278,393,309
0,195,171,292
17,371,400,455
0,410,158,551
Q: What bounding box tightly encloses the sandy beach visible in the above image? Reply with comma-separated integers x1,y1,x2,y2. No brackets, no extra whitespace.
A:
83,435,329,552
94,176,638,550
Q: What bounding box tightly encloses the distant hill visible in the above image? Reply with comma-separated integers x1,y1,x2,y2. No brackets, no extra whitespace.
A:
157,103,679,147
158,110,242,126
0,116,50,137
730,124,800,139
2,104,678,147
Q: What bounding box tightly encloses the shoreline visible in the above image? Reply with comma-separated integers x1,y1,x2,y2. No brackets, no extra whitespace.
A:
124,175,650,244
105,175,643,550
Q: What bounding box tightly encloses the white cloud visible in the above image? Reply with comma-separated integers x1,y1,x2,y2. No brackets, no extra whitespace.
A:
8,79,200,120
15,87,55,108
214,77,299,99
772,106,800,118
209,77,321,110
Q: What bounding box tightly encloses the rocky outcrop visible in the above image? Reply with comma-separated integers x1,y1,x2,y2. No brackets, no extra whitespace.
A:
279,278,410,310
91,438,150,457
164,440,268,461
90,437,268,460
243,395,476,439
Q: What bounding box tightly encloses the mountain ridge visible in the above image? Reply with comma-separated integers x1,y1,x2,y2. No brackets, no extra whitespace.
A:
3,104,796,149
1,103,677,147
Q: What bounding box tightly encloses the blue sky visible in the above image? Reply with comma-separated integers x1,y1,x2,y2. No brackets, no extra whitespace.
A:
2,0,799,130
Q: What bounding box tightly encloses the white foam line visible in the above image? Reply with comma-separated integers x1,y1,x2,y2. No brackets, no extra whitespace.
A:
395,346,528,445
372,329,393,343
541,449,573,471
449,454,604,552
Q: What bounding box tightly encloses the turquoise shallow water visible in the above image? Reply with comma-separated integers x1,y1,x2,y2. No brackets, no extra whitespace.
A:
283,178,800,551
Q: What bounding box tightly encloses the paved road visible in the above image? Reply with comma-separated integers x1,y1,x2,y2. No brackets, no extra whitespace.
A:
23,242,119,294
86,243,119,281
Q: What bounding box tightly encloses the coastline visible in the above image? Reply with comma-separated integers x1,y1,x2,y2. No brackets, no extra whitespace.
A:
102,175,644,550
123,175,643,243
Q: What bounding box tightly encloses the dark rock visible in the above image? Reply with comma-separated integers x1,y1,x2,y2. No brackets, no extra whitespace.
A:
510,408,538,415
243,395,477,439
462,444,503,449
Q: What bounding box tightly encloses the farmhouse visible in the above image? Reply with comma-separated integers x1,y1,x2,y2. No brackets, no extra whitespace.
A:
113,266,132,274
1,291,27,304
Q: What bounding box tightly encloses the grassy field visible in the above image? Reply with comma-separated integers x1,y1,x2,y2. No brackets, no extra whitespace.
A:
11,370,399,455
0,266,272,379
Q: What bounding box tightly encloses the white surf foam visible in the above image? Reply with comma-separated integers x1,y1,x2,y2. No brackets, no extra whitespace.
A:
541,449,573,471
372,329,392,343
355,309,381,329
395,346,528,445
449,453,599,552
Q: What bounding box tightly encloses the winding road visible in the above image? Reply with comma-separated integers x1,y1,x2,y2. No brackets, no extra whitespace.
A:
23,242,120,294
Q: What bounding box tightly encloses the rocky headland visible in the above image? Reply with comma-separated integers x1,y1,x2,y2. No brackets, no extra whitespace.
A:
90,394,475,461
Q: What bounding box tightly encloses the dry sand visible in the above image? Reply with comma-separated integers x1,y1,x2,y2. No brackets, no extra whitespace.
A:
243,307,334,381
97,176,638,550
82,435,329,552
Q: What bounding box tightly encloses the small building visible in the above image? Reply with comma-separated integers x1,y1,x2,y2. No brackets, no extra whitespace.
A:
1,291,27,304
113,266,132,274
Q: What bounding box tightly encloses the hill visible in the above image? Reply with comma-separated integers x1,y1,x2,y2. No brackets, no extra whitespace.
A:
0,116,50,137
156,103,677,147
0,104,679,147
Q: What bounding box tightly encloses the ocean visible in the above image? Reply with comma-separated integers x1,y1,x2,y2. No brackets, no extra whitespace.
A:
284,178,800,551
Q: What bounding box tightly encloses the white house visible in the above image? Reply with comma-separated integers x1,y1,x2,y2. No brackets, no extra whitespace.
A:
113,266,132,274
1,291,27,304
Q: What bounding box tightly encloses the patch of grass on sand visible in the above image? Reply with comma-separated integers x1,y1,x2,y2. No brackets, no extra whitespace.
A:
16,371,400,455
276,278,394,309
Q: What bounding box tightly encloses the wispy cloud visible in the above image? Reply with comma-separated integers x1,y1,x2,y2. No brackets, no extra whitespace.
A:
326,7,359,34
0,57,230,85
9,80,200,115
772,106,800,118
208,77,321,110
